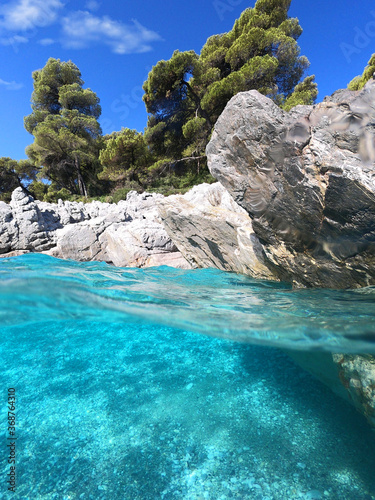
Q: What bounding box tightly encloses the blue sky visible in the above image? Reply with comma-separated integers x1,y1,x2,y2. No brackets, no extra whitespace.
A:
0,0,374,160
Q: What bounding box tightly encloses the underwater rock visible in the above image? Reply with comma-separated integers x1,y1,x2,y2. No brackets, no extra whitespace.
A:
207,79,375,289
157,182,274,279
286,350,375,430
332,353,375,429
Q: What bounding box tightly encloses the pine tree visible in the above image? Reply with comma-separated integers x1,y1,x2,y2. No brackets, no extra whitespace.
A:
99,128,151,184
142,0,317,178
25,58,102,197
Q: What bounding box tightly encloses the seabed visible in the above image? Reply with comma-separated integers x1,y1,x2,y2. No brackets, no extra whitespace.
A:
2,319,375,500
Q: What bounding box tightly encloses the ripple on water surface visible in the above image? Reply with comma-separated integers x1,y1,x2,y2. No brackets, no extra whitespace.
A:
0,253,375,352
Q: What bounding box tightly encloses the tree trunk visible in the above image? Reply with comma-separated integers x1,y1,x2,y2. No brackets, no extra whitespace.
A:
16,176,33,198
75,156,88,197
182,80,213,129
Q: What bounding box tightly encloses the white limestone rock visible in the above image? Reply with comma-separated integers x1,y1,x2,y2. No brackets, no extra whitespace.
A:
1,188,191,269
157,182,274,279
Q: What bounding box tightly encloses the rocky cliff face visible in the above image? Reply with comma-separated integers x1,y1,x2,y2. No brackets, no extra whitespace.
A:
207,79,375,289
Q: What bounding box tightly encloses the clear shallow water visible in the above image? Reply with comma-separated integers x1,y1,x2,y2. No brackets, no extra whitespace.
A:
1,254,375,353
1,254,375,500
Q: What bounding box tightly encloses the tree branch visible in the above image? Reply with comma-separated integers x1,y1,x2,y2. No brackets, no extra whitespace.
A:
181,80,212,129
173,155,206,164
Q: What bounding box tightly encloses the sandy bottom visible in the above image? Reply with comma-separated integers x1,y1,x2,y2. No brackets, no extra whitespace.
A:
1,320,375,500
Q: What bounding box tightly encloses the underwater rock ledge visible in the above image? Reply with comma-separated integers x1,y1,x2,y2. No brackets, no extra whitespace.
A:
285,351,375,430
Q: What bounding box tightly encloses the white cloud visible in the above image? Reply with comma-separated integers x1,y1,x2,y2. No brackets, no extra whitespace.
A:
0,78,23,90
38,38,55,46
85,0,100,11
0,0,64,31
0,34,28,46
61,11,162,54
0,2,162,55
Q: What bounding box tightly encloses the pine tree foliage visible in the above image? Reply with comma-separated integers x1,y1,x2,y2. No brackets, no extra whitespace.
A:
0,157,37,201
142,0,317,178
25,58,102,197
348,54,375,91
99,129,151,183
14,3,321,202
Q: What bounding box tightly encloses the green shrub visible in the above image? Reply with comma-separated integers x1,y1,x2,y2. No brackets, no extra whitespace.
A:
43,187,72,203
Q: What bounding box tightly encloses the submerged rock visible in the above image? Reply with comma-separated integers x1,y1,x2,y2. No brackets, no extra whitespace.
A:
333,353,375,429
286,350,375,430
207,79,375,289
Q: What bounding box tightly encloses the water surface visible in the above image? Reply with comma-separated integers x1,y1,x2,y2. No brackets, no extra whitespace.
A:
1,254,375,353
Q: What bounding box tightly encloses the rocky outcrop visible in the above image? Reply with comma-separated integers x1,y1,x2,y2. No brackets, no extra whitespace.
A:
0,188,191,269
157,182,274,279
206,79,375,289
286,351,375,430
0,183,278,277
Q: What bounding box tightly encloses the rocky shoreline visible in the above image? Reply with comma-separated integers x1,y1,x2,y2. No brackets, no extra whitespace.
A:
2,81,374,289
1,80,375,430
0,187,191,268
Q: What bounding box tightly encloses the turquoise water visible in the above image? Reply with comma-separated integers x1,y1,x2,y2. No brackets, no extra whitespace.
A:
1,254,375,499
1,254,375,353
